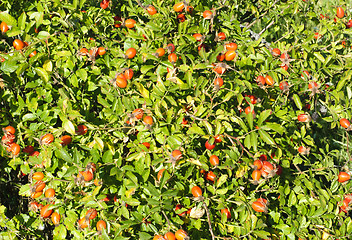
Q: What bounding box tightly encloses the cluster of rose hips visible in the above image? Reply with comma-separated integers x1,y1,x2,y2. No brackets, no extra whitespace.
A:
78,46,106,61
153,229,189,240
28,171,61,227
125,108,154,130
77,208,107,233
1,126,20,157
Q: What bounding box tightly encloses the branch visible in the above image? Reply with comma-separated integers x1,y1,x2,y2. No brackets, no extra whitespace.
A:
203,201,215,240
185,112,206,121
246,0,280,29
258,19,275,37
225,133,254,159
161,210,171,231
347,132,351,161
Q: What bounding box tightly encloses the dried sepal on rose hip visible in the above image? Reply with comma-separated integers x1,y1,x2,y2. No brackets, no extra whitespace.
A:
86,162,96,173
189,206,205,219
260,161,277,179
191,186,204,201
143,116,153,130
250,169,264,185
297,113,311,123
298,146,310,155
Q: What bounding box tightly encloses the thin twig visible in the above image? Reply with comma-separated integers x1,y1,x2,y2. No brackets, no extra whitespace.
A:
185,112,206,121
53,178,70,182
135,0,144,8
246,0,280,29
203,201,215,240
294,164,306,175
347,132,351,161
293,167,326,175
258,19,275,37
274,30,293,44
161,210,171,231
225,133,254,159
255,187,275,193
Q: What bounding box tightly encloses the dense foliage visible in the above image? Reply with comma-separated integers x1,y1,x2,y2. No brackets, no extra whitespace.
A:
1,0,352,239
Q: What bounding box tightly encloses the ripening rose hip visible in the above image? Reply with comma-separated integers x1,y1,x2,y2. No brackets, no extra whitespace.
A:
340,118,351,129
205,171,216,182
205,140,216,150
338,172,350,183
252,169,261,181
191,186,202,198
209,155,219,166
252,201,267,213
220,208,231,219
272,48,281,57
297,114,311,123
337,7,345,18
253,160,263,170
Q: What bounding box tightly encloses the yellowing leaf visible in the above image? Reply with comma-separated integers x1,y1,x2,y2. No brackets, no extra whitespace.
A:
63,119,75,135
92,186,102,196
35,67,50,83
135,83,150,99
216,174,228,188
236,165,248,178
43,60,53,72
188,158,202,166
94,136,104,150
125,188,136,198
321,230,330,240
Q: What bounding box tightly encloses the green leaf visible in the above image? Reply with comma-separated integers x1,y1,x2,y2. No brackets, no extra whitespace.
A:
246,111,253,130
138,232,152,240
261,123,285,135
35,67,50,83
167,135,182,149
37,31,50,39
203,121,213,135
1,60,18,73
275,224,291,235
102,150,113,163
257,109,272,126
63,119,75,135
16,63,29,76
43,60,53,72
76,69,87,80
215,121,222,136
53,225,67,240
135,82,150,99
6,27,22,37
0,12,17,26
18,12,26,30
251,132,257,152
258,129,275,145
79,0,87,8
336,71,350,91
244,134,251,150
216,174,228,188
292,94,302,110
123,198,140,206
187,124,206,135
253,230,269,239
314,52,325,63
233,116,248,132
22,113,36,121
140,65,154,74
19,185,31,196
55,148,73,163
